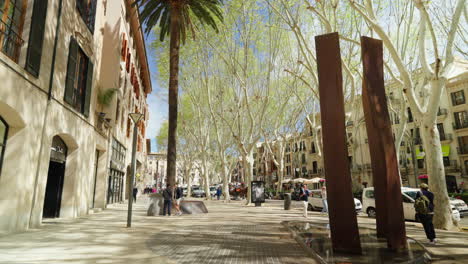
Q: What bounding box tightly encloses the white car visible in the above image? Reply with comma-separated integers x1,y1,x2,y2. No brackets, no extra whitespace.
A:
450,197,468,218
362,187,461,222
307,189,362,212
192,187,206,197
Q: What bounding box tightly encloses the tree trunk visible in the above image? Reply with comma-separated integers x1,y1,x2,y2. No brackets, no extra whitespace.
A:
202,155,211,200
185,168,192,198
222,161,231,202
166,6,181,188
245,149,254,205
421,118,455,230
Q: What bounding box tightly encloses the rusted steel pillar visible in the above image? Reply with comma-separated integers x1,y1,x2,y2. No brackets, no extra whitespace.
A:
315,32,362,254
361,36,407,250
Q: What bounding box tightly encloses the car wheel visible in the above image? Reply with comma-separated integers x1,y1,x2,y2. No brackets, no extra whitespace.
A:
367,207,376,218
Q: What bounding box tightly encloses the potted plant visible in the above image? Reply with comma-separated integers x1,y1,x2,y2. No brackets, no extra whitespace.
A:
96,87,119,129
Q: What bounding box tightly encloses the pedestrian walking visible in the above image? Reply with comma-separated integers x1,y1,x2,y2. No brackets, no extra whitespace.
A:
132,187,138,203
174,184,183,216
415,183,437,244
321,186,328,213
162,184,173,216
216,186,222,200
300,184,310,217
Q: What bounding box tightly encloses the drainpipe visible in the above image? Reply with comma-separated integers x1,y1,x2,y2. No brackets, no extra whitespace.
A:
29,0,64,228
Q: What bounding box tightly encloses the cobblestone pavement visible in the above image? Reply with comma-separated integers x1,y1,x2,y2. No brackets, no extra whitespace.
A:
0,197,467,264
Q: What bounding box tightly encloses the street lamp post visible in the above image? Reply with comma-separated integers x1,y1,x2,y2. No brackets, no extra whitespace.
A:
127,113,143,228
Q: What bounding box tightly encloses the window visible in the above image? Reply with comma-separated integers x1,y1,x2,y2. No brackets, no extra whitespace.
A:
76,0,97,33
407,107,413,122
454,111,468,129
365,190,374,199
301,153,306,164
443,157,450,167
64,38,94,117
437,123,446,140
451,90,465,106
0,0,28,62
311,142,316,153
25,0,48,76
312,161,317,174
0,116,8,175
417,159,425,169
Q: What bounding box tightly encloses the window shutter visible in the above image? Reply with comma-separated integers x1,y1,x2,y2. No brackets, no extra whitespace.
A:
25,0,48,77
76,0,85,17
64,38,79,105
83,60,94,117
88,0,97,33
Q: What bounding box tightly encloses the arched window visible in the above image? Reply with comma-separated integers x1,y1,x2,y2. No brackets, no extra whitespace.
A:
0,116,8,175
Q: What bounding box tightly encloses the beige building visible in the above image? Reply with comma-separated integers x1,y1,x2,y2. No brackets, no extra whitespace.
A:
0,0,151,234
254,60,468,193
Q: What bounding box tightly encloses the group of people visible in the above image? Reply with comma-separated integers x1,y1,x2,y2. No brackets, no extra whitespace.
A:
161,184,184,216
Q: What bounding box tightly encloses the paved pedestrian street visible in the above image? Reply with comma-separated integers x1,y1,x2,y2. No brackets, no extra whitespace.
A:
0,198,467,264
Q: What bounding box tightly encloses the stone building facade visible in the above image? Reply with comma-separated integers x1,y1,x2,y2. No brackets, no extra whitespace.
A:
0,0,151,233
254,60,468,192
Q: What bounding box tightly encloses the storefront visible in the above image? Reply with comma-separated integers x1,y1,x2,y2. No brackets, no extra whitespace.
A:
107,138,126,204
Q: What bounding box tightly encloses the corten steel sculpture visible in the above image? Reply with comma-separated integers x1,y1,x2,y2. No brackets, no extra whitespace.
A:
361,36,407,250
315,32,362,254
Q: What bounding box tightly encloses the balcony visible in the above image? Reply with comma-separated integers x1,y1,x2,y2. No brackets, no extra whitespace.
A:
453,120,468,130
414,137,423,145
0,20,24,63
458,145,468,155
437,108,448,116
440,133,453,142
445,160,460,172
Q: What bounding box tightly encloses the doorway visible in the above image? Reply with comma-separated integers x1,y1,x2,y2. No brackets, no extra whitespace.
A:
446,175,457,193
43,136,68,218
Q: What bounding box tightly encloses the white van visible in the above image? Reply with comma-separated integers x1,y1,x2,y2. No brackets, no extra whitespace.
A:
307,189,362,212
362,187,461,221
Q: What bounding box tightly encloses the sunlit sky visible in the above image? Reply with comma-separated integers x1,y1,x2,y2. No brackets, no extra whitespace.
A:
144,32,167,153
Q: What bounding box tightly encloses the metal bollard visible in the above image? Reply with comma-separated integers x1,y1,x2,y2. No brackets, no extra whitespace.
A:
284,193,292,210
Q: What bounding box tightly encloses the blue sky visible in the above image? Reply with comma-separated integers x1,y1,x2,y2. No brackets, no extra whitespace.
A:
144,32,167,153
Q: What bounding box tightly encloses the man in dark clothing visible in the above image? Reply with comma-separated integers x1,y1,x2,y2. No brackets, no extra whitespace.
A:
162,184,173,216
415,183,437,244
133,187,138,203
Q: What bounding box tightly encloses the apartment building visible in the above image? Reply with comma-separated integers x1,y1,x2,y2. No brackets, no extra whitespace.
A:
146,152,168,190
0,0,151,233
101,0,151,204
253,60,468,192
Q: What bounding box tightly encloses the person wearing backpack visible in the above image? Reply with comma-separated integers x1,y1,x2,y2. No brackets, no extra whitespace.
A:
300,184,310,217
415,183,436,244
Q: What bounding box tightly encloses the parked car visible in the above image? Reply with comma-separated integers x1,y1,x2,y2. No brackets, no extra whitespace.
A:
192,187,206,198
182,187,188,197
210,186,217,197
307,189,362,212
450,197,468,217
362,187,461,221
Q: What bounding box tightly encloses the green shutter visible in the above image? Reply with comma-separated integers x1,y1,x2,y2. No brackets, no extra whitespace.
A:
25,0,49,77
64,38,78,105
83,60,94,117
